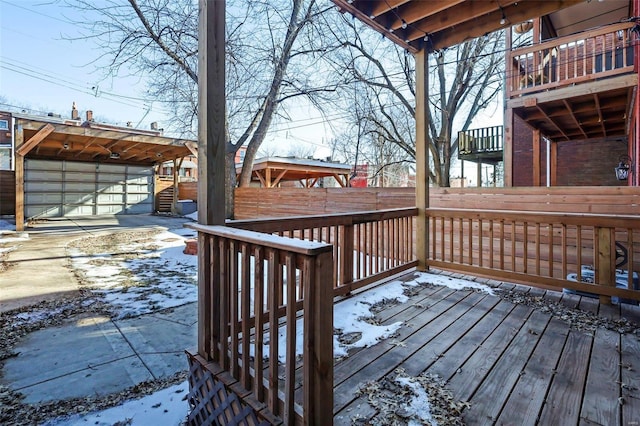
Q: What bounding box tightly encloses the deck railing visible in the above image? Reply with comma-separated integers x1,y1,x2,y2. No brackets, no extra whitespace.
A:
427,208,640,303
187,224,333,425
230,207,419,296
458,125,504,157
508,22,635,98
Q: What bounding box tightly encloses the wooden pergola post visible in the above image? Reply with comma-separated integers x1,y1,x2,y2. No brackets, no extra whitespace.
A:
415,49,429,271
14,124,24,232
197,0,226,359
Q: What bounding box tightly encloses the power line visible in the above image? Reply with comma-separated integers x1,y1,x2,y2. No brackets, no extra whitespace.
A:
0,0,74,24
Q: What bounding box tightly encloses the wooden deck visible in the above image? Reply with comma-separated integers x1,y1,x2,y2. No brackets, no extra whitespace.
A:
331,271,640,425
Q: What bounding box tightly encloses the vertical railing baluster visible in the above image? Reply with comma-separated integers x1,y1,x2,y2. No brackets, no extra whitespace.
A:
267,248,280,416
253,246,265,402
230,241,240,379
561,224,567,281
479,219,484,268
218,238,230,370
489,219,494,269
284,252,297,424
535,223,541,276
241,243,251,389
549,224,555,279
577,225,583,282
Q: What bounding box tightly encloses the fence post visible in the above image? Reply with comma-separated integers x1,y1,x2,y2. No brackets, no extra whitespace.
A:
303,250,334,425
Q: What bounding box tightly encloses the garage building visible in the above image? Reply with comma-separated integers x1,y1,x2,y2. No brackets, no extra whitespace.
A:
6,111,194,230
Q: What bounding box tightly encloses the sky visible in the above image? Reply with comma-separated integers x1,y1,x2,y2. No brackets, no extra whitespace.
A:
0,0,173,130
0,0,335,154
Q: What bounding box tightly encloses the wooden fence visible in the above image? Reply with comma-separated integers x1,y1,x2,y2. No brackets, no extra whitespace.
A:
234,187,414,219
234,186,640,217
187,224,333,425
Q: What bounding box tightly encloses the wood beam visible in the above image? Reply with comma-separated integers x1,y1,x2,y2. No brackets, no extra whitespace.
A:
254,170,267,187
197,0,225,359
415,49,429,271
172,157,184,215
16,123,54,156
368,0,411,18
430,1,584,52
535,105,570,140
403,0,498,40
185,141,198,156
532,129,540,186
562,99,588,139
550,142,558,186
14,125,24,231
504,107,513,187
593,94,607,138
332,173,348,187
272,169,288,187
389,0,466,31
508,74,638,108
198,0,227,223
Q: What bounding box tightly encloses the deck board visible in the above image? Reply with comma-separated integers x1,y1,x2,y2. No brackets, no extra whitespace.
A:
496,317,570,425
333,290,481,413
327,273,640,425
621,332,640,424
426,299,517,381
580,328,621,425
462,309,550,424
444,303,534,401
537,330,593,425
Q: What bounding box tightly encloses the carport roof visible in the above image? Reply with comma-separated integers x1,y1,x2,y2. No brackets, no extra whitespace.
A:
14,113,194,165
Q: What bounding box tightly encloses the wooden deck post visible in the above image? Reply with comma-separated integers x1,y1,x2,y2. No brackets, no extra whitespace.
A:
14,123,24,232
415,49,430,271
197,0,226,359
303,250,333,425
532,129,541,186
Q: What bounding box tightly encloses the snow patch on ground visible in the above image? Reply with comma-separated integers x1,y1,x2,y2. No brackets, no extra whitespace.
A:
410,271,495,295
45,381,189,426
70,228,197,318
396,376,438,426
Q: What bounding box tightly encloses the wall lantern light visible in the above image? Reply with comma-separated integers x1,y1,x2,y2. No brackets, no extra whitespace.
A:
615,155,633,180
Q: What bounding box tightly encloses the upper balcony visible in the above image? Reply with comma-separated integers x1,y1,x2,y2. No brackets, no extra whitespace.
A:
507,21,637,142
458,125,503,164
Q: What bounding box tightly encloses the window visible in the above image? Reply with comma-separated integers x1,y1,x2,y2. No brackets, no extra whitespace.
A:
0,146,11,170
0,120,8,130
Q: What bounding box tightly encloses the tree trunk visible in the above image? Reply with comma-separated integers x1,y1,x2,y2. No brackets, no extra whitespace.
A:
225,152,236,219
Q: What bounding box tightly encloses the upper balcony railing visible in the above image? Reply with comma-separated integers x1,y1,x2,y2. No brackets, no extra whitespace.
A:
458,125,503,160
508,22,635,98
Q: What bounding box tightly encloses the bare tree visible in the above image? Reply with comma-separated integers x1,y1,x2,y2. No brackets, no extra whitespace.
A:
326,13,504,187
64,0,340,216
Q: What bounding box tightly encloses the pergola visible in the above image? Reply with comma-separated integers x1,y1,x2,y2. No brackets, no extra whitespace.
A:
237,157,352,188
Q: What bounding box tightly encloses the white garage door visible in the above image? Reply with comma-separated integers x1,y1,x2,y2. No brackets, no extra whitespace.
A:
24,159,154,218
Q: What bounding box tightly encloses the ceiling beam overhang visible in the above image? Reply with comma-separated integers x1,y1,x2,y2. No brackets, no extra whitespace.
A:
333,0,585,52
16,123,54,156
